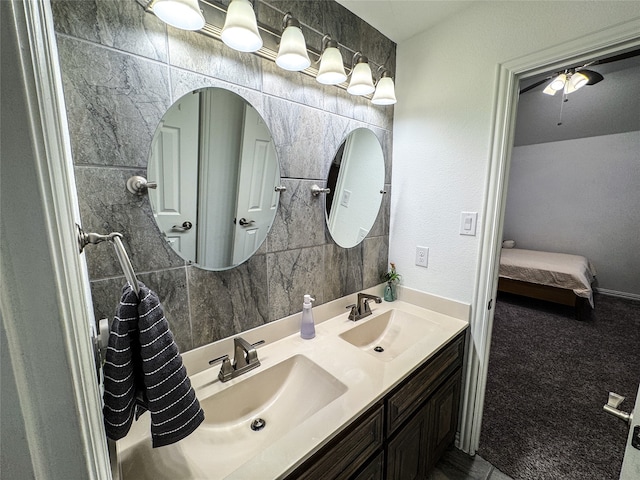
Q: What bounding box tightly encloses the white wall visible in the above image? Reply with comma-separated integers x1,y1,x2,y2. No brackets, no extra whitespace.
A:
391,1,640,304
503,131,640,296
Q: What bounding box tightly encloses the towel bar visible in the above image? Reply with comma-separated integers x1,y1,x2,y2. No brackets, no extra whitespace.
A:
76,224,140,297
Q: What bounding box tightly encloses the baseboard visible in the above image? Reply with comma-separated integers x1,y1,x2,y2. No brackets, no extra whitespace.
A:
595,288,640,301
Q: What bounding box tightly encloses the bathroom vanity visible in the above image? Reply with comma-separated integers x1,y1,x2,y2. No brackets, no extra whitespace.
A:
113,287,469,480
286,331,464,479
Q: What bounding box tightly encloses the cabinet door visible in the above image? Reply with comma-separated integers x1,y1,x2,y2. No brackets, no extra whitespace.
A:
427,368,462,471
386,403,430,480
351,451,384,480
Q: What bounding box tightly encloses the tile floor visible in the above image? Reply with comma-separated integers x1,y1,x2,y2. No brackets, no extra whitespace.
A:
429,447,513,480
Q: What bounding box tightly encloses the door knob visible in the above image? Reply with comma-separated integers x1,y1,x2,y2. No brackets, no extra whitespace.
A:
238,218,255,227
603,392,631,425
172,221,193,231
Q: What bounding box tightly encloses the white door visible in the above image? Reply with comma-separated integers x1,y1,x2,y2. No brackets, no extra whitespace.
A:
620,384,640,479
148,92,199,263
232,105,278,264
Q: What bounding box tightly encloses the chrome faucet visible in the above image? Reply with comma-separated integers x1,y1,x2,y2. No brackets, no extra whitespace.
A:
347,293,382,321
209,337,265,382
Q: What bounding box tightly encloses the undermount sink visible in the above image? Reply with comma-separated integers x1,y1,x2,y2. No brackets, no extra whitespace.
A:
339,309,441,361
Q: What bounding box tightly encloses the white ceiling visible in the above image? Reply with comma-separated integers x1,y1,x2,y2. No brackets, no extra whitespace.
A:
336,0,474,43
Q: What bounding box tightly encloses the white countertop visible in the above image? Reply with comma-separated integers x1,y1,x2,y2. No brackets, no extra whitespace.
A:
114,286,469,479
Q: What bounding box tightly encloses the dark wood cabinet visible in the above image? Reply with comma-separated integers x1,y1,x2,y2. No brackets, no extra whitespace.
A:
386,402,430,479
288,404,384,480
352,451,384,480
284,331,466,480
427,368,463,472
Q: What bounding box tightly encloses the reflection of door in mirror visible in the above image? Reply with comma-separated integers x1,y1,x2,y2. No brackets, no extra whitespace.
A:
232,105,279,264
148,87,281,271
148,92,199,262
197,88,243,268
327,128,385,248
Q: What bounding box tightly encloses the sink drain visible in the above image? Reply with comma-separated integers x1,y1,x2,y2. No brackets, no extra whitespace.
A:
251,418,266,431
374,346,385,353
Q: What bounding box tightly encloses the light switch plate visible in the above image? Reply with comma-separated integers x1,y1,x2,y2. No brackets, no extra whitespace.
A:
460,212,478,236
340,189,352,208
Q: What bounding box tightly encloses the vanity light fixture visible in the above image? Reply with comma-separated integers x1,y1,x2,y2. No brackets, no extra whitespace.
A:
371,68,397,105
347,53,375,96
151,0,205,30
221,0,263,52
275,13,311,71
316,35,347,85
140,0,396,105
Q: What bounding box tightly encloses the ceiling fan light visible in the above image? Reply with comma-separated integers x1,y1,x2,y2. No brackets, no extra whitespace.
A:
566,72,588,94
543,73,566,96
152,0,205,31
549,74,567,91
221,0,263,53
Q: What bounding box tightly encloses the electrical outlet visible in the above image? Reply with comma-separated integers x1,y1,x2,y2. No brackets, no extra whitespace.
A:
415,246,429,268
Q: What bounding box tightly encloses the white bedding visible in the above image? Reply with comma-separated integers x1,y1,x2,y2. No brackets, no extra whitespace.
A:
499,248,597,307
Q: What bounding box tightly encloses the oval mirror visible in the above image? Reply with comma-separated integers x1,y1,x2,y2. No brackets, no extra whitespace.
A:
325,128,385,248
147,87,280,270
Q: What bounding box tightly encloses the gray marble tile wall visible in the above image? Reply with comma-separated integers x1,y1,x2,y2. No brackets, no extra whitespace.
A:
51,0,395,353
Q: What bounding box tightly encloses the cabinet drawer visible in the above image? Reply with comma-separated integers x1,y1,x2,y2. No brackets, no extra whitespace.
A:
291,404,384,480
386,333,464,434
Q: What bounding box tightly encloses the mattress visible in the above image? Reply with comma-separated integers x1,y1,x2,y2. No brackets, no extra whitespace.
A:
499,248,597,307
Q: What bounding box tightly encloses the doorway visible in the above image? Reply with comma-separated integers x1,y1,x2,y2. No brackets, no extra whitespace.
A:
459,23,640,470
478,49,640,478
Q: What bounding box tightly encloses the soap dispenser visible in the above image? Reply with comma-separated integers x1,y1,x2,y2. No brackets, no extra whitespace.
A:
300,294,316,339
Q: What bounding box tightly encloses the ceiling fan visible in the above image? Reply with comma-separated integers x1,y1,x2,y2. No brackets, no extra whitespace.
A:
519,48,640,95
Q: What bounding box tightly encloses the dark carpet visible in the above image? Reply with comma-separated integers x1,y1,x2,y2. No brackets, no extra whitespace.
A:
478,292,640,480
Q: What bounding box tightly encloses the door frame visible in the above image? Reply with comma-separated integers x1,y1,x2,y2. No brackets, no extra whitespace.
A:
459,19,640,455
1,1,110,478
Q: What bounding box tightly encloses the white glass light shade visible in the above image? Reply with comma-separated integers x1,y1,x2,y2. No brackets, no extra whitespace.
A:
221,0,263,53
543,73,566,96
372,76,397,105
316,46,347,85
347,61,375,95
153,0,205,31
566,72,588,94
276,25,311,71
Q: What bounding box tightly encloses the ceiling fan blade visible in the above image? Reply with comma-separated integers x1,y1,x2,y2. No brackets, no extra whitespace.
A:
592,48,640,66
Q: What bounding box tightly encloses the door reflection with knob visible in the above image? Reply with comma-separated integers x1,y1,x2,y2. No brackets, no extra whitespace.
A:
147,87,281,270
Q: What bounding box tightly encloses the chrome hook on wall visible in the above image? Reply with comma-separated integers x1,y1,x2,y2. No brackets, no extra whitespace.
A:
126,175,157,196
311,184,330,196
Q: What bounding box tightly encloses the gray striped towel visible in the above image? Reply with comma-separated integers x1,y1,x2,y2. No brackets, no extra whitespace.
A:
103,282,204,447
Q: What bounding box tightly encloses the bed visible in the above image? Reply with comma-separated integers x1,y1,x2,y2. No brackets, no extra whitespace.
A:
498,248,597,319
